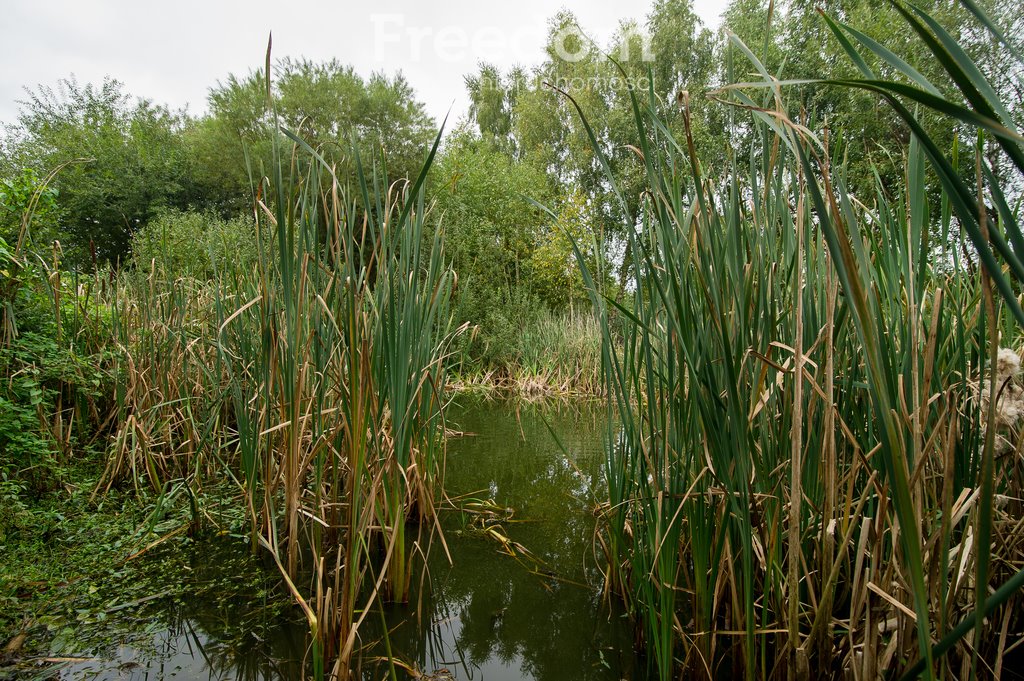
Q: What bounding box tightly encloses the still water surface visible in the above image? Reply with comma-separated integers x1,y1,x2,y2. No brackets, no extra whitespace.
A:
60,398,635,681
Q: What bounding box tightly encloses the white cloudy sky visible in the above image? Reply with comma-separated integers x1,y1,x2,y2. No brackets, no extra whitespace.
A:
0,0,730,128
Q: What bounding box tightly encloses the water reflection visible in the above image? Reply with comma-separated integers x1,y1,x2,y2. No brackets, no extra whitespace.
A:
58,540,308,681
362,397,634,681
57,398,634,681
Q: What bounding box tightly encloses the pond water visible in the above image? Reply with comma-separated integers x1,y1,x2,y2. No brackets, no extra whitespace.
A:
56,398,636,681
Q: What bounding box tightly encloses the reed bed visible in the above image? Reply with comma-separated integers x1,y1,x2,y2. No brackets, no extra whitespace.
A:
452,311,602,399
573,4,1024,679
88,68,460,678
99,272,224,493
515,310,604,396
448,310,604,398
224,139,458,679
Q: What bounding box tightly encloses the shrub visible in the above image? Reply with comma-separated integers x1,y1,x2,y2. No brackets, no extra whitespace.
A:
0,168,60,250
1,242,115,499
130,209,263,280
450,282,543,372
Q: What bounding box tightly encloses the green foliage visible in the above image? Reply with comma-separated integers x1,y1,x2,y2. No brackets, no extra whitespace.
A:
0,63,439,268
0,235,13,279
0,478,288,671
529,190,609,309
0,246,114,504
435,128,553,281
190,58,436,214
465,64,516,147
465,3,719,290
0,317,110,479
431,128,615,376
5,77,194,265
451,282,543,371
0,387,51,489
433,129,552,370
196,113,459,672
0,167,59,249
4,4,1023,676
721,0,1023,191
130,209,263,280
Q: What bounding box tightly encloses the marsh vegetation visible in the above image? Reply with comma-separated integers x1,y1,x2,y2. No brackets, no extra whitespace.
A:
2,1,1024,679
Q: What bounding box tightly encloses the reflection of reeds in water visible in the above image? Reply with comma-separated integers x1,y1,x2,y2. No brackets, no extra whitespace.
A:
98,75,459,679
360,398,632,681
570,6,1024,679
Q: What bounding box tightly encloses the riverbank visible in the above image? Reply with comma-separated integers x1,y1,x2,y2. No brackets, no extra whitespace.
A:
449,371,603,399
448,310,606,399
0,469,297,679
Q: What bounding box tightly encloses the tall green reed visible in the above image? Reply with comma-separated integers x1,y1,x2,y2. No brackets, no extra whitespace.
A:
214,119,457,677
98,51,459,678
568,3,1023,678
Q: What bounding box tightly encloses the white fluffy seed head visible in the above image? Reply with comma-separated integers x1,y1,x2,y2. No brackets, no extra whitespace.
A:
996,347,1021,380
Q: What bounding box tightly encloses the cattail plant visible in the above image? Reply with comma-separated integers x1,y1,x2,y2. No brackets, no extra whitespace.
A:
97,49,460,679
567,2,1024,679
213,110,457,678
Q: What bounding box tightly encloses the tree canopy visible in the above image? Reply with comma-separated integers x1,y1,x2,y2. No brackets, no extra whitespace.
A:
1,0,1020,319
1,62,436,265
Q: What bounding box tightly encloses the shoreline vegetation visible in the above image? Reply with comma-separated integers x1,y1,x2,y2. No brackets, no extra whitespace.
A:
2,0,1024,679
569,3,1024,677
447,310,605,399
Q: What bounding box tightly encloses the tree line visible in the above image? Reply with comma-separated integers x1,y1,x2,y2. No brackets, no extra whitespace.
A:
2,0,1020,370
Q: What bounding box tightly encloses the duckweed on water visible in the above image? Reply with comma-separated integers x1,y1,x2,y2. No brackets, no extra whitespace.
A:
0,478,299,680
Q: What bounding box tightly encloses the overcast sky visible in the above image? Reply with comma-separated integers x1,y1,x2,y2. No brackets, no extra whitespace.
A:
0,0,730,129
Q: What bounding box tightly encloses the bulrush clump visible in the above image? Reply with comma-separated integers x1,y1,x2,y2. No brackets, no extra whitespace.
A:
581,19,1024,672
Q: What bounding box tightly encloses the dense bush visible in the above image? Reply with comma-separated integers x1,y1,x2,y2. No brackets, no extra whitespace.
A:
130,209,264,280
4,78,195,266
450,282,543,372
434,131,611,378
0,259,113,500
0,168,60,249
